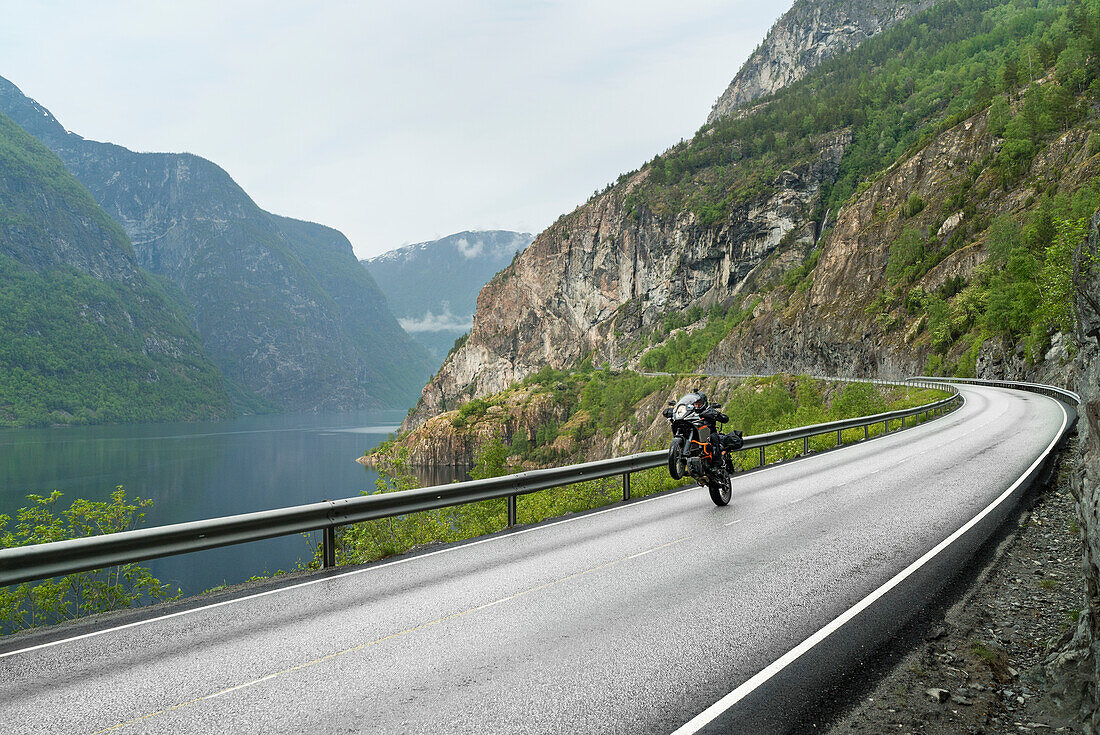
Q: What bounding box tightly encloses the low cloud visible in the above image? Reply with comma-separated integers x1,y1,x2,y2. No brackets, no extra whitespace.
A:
398,303,473,333
453,237,484,259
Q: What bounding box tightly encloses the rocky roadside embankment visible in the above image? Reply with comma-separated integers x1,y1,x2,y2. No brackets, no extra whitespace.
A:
819,453,1086,733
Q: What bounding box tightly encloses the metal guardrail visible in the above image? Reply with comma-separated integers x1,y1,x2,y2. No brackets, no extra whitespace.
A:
908,376,1080,406
0,379,960,588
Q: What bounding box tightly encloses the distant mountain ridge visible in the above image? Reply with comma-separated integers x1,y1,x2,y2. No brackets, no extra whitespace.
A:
365,230,533,364
0,75,432,412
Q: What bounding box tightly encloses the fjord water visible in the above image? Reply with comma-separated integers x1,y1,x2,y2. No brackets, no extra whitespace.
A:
0,410,409,596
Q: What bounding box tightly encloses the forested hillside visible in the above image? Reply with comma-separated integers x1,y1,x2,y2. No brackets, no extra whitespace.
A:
0,112,231,426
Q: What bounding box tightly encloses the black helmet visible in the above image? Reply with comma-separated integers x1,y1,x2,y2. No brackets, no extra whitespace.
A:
692,393,707,410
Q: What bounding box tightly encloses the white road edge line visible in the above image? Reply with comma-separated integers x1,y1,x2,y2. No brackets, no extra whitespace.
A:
0,386,967,661
669,393,1066,735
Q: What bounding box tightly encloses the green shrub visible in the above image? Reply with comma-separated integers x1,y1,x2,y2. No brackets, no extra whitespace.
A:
886,228,926,283
1,488,177,634
903,194,926,218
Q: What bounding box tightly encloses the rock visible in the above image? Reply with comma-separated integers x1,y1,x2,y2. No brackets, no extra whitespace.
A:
937,210,965,237
925,625,948,641
707,0,936,123
926,688,951,703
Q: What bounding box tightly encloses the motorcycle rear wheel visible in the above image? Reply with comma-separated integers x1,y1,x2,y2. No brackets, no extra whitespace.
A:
708,475,732,506
668,438,685,480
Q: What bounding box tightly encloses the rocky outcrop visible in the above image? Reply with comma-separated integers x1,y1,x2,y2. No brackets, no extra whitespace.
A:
707,0,937,124
0,75,432,412
403,132,849,431
369,388,571,467
379,374,746,468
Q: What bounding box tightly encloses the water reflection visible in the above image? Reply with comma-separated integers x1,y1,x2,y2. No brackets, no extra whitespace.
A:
407,464,471,488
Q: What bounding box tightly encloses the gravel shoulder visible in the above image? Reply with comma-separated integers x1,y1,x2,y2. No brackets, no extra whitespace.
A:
817,445,1085,734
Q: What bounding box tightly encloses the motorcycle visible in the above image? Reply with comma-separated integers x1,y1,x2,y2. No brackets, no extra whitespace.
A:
662,391,743,507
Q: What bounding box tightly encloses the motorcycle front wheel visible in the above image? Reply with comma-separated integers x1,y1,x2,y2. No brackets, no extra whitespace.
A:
668,437,686,480
708,474,732,506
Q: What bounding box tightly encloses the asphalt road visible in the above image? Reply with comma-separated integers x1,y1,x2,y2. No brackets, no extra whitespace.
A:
0,385,1068,735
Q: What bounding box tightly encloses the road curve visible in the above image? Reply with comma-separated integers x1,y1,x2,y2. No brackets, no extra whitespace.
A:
0,384,1069,735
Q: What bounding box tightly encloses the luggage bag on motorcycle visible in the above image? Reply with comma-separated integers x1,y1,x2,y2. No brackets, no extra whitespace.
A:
720,430,743,452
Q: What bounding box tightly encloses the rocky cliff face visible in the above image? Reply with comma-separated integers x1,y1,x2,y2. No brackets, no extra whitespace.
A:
406,0,1094,434
403,131,849,430
0,75,432,412
707,0,936,124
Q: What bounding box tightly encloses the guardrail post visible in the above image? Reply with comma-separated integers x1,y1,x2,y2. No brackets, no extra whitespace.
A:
507,494,517,527
884,419,889,434
759,445,766,468
864,424,869,440
837,428,842,446
323,526,336,568
622,472,631,501
901,415,906,429
803,436,809,455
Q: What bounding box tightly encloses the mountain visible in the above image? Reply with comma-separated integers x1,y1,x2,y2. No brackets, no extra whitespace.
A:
397,0,1100,718
364,231,533,364
0,76,433,412
0,110,231,426
707,0,936,124
404,0,1091,429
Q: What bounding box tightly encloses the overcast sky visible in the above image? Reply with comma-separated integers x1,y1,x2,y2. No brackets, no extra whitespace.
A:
0,1,792,259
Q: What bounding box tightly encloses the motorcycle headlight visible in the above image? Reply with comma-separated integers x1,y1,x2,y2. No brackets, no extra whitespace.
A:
673,404,688,420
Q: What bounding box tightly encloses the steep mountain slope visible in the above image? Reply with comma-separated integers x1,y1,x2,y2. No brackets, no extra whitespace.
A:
365,230,533,363
0,111,231,426
0,76,432,412
707,0,936,124
403,129,849,426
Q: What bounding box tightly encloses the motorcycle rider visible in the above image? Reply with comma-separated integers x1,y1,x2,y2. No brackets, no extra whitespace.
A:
691,392,743,471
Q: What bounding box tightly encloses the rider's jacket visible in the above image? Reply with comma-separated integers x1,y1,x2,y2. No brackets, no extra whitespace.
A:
701,405,742,452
